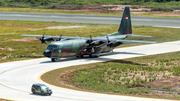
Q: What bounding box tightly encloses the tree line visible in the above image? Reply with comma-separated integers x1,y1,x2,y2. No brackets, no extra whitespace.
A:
1,0,180,6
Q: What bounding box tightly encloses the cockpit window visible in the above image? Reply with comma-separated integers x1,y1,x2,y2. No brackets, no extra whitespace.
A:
46,45,58,50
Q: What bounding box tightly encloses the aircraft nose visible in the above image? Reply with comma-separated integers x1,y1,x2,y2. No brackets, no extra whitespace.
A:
43,50,51,57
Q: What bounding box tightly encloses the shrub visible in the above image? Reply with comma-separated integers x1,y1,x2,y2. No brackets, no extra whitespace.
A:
151,7,174,12
147,85,151,88
71,5,84,10
0,0,6,6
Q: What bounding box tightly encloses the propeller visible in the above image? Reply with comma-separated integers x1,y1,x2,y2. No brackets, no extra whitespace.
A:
90,35,95,53
106,35,114,52
39,32,46,48
86,35,102,53
85,35,95,53
59,34,62,41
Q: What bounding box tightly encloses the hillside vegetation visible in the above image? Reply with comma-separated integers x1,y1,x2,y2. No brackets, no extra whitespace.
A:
0,0,180,12
1,0,180,5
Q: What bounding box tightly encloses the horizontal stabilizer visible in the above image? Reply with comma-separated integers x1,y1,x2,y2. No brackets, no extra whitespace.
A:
21,35,45,37
117,40,156,44
127,34,153,38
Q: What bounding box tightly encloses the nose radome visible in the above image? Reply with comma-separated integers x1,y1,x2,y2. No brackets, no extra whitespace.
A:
43,50,51,57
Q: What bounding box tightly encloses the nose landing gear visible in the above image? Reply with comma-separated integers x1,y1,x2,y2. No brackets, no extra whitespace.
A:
51,58,58,62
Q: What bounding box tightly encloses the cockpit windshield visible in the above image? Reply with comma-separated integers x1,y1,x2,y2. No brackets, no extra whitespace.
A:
46,45,58,50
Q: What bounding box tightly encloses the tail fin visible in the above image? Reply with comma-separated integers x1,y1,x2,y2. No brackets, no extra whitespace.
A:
118,6,132,34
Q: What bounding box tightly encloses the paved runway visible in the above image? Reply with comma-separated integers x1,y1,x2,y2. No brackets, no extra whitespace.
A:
1,41,180,101
0,12,180,28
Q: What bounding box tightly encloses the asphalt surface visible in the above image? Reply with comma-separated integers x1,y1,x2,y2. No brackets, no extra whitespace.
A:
0,12,180,28
1,41,180,101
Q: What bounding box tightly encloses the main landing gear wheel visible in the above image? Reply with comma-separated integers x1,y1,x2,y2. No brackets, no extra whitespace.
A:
89,54,99,58
89,54,93,58
51,58,58,62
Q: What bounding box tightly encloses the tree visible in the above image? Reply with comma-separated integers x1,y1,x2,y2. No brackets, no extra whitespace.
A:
0,0,6,6
25,0,51,5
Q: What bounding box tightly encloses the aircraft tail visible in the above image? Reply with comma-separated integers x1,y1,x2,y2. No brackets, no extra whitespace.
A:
118,6,132,34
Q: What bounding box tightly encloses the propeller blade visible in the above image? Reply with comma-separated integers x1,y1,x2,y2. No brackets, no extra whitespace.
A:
39,32,45,48
111,47,113,53
40,43,43,48
90,35,92,41
106,35,114,52
91,47,95,53
43,32,45,38
59,34,62,41
106,35,110,43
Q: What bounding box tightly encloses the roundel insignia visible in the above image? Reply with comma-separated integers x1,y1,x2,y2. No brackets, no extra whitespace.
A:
125,15,128,19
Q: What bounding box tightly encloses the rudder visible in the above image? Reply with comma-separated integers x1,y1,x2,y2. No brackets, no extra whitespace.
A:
118,6,132,34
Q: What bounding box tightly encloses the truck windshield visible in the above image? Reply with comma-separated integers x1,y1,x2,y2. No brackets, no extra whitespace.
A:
41,85,49,90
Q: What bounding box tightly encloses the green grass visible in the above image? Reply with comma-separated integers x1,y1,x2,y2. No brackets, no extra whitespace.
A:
0,20,180,62
0,7,180,18
41,51,180,99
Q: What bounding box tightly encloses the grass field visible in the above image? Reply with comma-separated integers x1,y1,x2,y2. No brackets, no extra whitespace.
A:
0,7,180,18
41,51,180,99
0,20,180,62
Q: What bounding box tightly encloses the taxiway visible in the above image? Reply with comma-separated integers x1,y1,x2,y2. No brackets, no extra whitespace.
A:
0,41,180,101
0,12,180,28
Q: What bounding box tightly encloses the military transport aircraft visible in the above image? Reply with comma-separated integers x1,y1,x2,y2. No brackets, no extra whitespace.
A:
21,6,156,62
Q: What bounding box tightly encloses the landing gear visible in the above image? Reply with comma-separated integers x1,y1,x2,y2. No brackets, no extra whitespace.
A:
89,54,99,58
51,58,58,62
76,55,83,58
89,54,93,58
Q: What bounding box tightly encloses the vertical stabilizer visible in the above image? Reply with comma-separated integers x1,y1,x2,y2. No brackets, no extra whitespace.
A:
118,6,132,34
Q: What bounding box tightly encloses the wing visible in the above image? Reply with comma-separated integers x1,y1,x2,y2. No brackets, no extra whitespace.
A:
21,35,80,40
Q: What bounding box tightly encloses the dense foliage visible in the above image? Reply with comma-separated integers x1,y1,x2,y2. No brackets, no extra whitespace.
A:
0,0,180,5
0,0,180,12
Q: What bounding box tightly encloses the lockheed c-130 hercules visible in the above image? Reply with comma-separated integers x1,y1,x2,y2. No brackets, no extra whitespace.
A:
22,6,156,62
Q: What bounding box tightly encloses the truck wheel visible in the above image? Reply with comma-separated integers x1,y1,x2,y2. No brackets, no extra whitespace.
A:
41,91,44,96
32,89,35,94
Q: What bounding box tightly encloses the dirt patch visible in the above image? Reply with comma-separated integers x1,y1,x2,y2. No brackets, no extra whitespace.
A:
56,67,88,89
0,48,5,50
0,48,14,51
32,26,85,31
7,48,14,51
1,54,11,60
56,4,180,16
0,99,9,101
141,76,180,90
56,69,78,89
11,37,38,42
0,33,15,35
